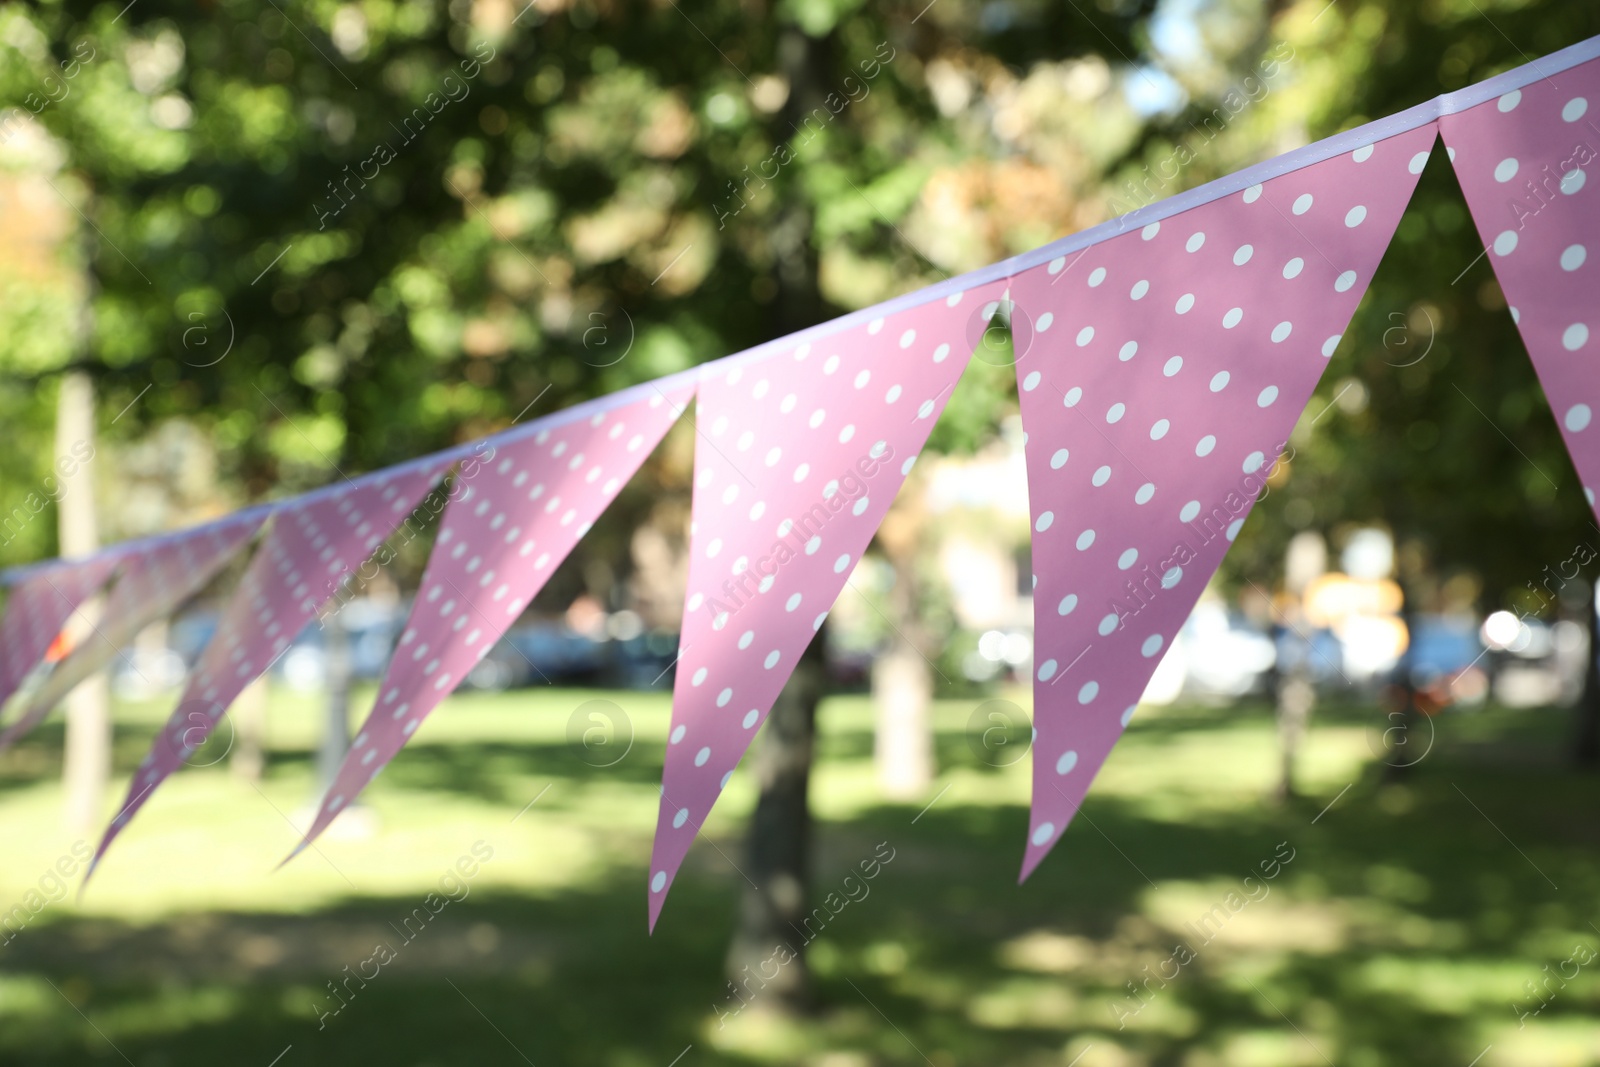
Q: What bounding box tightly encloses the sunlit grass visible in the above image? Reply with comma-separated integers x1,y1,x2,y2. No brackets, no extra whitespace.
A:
0,685,1596,1065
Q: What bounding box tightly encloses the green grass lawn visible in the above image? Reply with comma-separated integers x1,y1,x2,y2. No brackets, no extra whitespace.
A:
1,683,1598,1066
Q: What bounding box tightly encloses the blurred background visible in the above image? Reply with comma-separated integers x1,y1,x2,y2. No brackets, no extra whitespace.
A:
4,0,1600,1063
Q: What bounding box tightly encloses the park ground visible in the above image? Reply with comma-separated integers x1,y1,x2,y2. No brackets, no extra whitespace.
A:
0,685,1597,1066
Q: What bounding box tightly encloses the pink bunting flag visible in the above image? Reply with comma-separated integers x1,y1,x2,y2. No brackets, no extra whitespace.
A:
1010,124,1437,880
0,516,263,753
89,464,449,875
0,555,120,718
287,390,690,859
645,279,1009,927
1439,57,1600,506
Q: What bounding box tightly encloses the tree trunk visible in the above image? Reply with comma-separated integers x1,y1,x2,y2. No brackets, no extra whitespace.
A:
56,370,110,833
723,22,832,1011
231,672,269,781
1574,581,1600,767
724,626,824,1012
873,546,933,798
1274,670,1314,802
316,613,351,796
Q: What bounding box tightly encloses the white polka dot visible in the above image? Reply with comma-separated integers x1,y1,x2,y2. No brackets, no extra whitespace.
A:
1031,822,1055,846
1226,519,1244,541
1077,681,1099,704
1150,419,1170,441
692,667,708,686
1564,97,1589,122
1037,312,1054,332
793,463,810,482
1562,169,1586,195
1186,231,1205,252
695,746,711,766
739,631,754,649
717,687,733,707
1037,659,1058,681
1345,205,1367,227
1243,183,1262,203
1057,594,1078,616
1258,386,1279,408
1243,451,1265,473
670,724,687,744
833,553,851,573
673,808,690,828
1162,567,1182,589
1141,221,1161,240
1141,634,1163,658
1117,548,1138,570
1036,511,1054,532
1271,321,1293,343
1494,157,1519,182
1565,324,1590,351
1050,448,1069,469
1106,403,1125,424
1352,144,1374,162
1180,501,1200,522
1292,193,1313,215
884,384,902,403
742,709,759,729
1335,270,1358,292
1064,387,1082,407
1493,231,1518,256
1055,750,1079,775
1023,371,1042,392
1283,257,1304,280
1233,244,1253,266
1408,150,1430,174
1175,293,1195,314
1196,435,1216,457
1119,341,1138,361
1566,404,1592,432
652,871,667,892
1098,612,1120,636
764,649,781,669
1130,279,1150,300
900,329,916,349
1561,245,1587,271
1086,465,1110,488
1088,267,1107,287
1322,335,1341,357
932,344,949,363
1210,371,1230,392
1076,326,1095,347
1498,89,1521,112
1076,529,1095,551
1223,307,1243,329
1121,705,1137,727
1135,483,1155,505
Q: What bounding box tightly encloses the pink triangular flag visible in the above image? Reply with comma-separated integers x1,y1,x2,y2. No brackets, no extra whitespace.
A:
89,463,448,874
286,389,690,860
646,280,1009,928
0,516,264,752
0,555,120,717
1440,58,1600,508
1011,124,1437,880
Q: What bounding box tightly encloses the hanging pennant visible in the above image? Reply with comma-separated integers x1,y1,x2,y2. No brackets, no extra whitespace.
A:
1439,56,1600,509
1009,124,1438,880
0,555,120,719
88,463,450,874
0,516,264,753
645,278,1009,927
285,389,691,860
